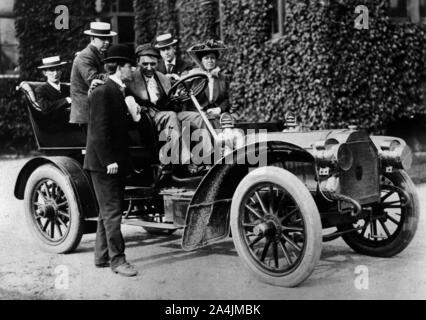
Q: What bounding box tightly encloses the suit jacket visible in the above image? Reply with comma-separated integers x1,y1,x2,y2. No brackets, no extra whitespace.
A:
125,69,173,112
84,79,131,175
34,82,71,132
157,58,191,76
184,68,230,113
70,44,108,124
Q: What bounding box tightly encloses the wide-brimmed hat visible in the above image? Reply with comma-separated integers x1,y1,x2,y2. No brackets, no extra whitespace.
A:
84,22,117,37
104,44,136,66
187,39,227,66
154,33,178,49
135,43,161,59
37,56,68,69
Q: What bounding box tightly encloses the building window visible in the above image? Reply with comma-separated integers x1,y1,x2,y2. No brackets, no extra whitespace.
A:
97,0,135,46
212,0,223,40
270,0,285,39
0,0,19,78
389,0,408,18
420,0,426,17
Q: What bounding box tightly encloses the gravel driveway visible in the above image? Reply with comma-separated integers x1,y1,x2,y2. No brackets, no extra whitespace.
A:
1,156,425,299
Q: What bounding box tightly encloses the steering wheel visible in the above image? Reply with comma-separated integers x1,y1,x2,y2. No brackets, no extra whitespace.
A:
168,72,209,103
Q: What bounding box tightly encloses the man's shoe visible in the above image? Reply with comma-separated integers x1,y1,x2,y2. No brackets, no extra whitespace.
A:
95,262,110,268
112,262,138,277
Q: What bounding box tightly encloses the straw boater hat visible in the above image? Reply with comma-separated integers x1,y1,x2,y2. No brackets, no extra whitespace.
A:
84,22,117,37
154,33,178,49
37,56,68,69
187,39,227,66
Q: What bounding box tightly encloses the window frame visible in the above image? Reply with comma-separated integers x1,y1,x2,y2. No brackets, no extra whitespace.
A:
0,11,20,78
98,0,135,46
270,0,285,40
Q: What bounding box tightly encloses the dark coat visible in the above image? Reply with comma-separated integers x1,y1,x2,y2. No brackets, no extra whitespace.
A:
83,79,131,175
125,69,173,112
34,82,71,132
184,68,231,113
70,44,108,124
157,58,191,76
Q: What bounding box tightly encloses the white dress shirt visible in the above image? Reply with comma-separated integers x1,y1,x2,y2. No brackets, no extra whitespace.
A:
144,75,160,105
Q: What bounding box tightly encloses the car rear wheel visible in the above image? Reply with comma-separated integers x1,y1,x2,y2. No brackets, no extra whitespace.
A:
230,166,322,287
339,170,419,257
24,164,83,253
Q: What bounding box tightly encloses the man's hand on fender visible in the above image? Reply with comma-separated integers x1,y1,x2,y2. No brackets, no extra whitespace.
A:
106,162,119,175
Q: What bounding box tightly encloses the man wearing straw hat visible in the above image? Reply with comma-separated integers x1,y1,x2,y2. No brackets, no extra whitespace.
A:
154,33,191,83
69,22,117,125
34,55,71,132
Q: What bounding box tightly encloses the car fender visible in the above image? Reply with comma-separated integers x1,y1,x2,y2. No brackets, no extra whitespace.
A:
181,138,314,251
14,156,98,219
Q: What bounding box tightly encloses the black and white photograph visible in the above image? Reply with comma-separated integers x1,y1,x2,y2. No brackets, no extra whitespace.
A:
0,0,425,304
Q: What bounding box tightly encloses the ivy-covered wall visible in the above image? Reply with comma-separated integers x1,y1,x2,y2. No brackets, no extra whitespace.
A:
134,0,179,45
221,0,426,132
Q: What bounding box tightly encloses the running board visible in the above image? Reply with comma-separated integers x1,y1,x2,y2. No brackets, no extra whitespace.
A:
122,218,182,230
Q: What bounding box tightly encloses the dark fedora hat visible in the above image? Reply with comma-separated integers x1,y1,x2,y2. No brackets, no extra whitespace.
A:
37,56,68,69
104,44,136,65
154,33,178,49
84,22,117,37
135,43,161,59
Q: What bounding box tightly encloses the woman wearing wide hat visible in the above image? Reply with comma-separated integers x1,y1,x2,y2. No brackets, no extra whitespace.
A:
183,39,234,128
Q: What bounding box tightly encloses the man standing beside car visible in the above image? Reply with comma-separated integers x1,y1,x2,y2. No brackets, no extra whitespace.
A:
84,44,138,277
70,22,116,125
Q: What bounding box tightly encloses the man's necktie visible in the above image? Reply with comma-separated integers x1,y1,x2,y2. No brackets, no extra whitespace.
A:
167,64,174,74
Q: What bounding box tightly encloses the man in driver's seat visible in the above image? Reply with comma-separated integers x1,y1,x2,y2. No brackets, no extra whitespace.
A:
125,44,181,166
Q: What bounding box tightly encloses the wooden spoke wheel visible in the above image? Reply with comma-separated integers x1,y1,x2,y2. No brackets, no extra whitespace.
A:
24,164,83,253
230,167,322,287
338,171,419,257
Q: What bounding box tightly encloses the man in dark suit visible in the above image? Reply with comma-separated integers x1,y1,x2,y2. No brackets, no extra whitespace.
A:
84,44,138,277
70,22,116,125
34,56,71,132
154,33,191,84
125,44,182,165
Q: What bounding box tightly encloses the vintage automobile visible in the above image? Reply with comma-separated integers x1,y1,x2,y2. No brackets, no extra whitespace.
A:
14,73,419,287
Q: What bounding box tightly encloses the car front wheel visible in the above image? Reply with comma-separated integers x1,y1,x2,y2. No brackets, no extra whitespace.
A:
230,166,322,287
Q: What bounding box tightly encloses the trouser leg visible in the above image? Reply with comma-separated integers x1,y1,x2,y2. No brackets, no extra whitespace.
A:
154,111,182,165
94,215,109,265
90,171,126,269
178,111,214,165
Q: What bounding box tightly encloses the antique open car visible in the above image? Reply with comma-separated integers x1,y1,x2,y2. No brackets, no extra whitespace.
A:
14,73,419,287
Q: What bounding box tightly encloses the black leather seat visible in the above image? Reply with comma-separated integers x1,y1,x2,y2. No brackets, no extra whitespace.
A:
18,81,86,149
18,81,158,166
